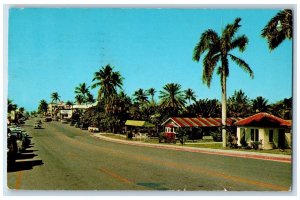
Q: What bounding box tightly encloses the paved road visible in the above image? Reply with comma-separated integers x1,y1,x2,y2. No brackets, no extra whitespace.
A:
6,118,292,191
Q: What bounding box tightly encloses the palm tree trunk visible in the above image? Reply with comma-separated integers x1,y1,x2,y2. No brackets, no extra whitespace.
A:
222,69,227,148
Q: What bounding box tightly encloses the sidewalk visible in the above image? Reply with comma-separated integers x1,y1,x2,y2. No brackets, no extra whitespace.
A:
92,133,292,163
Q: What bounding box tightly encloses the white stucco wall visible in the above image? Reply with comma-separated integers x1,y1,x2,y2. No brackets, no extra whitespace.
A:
237,127,291,149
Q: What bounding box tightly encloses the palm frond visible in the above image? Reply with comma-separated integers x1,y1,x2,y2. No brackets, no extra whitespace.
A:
229,54,254,78
222,17,242,42
230,35,249,52
193,29,220,61
202,52,220,87
261,9,293,50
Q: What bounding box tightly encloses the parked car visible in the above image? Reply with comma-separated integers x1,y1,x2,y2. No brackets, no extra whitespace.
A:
44,117,52,122
21,131,31,148
18,118,25,124
34,122,42,129
7,129,18,164
9,130,23,154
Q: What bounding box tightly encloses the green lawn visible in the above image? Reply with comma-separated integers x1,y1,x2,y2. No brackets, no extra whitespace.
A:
100,133,291,155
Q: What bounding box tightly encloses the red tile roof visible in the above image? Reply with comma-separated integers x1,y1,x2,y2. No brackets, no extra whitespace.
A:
162,117,242,127
236,112,291,127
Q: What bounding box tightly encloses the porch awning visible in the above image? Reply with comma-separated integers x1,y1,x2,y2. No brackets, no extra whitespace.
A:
125,120,155,127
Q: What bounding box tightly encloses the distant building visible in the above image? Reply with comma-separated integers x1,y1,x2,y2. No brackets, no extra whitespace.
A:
48,101,97,119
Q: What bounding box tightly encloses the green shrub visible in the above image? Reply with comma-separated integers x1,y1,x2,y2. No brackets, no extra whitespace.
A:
211,131,222,142
177,129,188,145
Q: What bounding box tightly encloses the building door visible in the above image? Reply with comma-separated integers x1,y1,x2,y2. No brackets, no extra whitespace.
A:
278,129,286,149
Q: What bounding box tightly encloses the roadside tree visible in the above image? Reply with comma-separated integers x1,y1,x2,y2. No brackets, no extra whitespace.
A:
193,17,253,147
227,90,251,117
184,88,197,105
185,98,221,118
159,83,186,120
74,83,90,104
38,99,48,116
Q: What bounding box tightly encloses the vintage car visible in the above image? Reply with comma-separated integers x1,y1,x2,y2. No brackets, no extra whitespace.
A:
34,122,42,129
44,117,52,122
7,128,18,164
9,128,30,154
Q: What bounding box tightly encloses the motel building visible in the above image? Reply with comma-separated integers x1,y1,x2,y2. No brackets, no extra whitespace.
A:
161,117,242,140
236,113,292,149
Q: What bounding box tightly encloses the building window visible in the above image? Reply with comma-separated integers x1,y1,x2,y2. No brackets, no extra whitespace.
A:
255,129,259,142
251,129,259,141
269,130,274,142
251,129,254,141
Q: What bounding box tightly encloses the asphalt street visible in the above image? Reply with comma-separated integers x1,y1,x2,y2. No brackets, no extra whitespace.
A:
6,118,292,191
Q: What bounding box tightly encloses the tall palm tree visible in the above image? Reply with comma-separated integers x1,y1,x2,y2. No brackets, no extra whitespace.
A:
91,64,123,108
184,88,197,105
159,83,186,115
252,96,270,113
38,99,48,115
270,97,292,119
86,92,95,104
193,18,254,147
262,9,292,50
50,92,60,118
75,94,84,105
75,83,90,103
133,88,149,105
147,88,156,104
51,92,60,103
187,98,221,118
227,90,251,117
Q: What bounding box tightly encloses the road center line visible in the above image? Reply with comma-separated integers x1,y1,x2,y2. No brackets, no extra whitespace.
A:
15,171,23,189
98,167,133,184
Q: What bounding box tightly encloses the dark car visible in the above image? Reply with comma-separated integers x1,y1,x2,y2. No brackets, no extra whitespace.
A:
34,122,42,129
10,128,31,153
7,129,18,164
44,117,52,122
21,131,31,148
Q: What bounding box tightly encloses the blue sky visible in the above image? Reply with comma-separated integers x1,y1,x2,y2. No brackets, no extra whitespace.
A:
8,8,293,112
